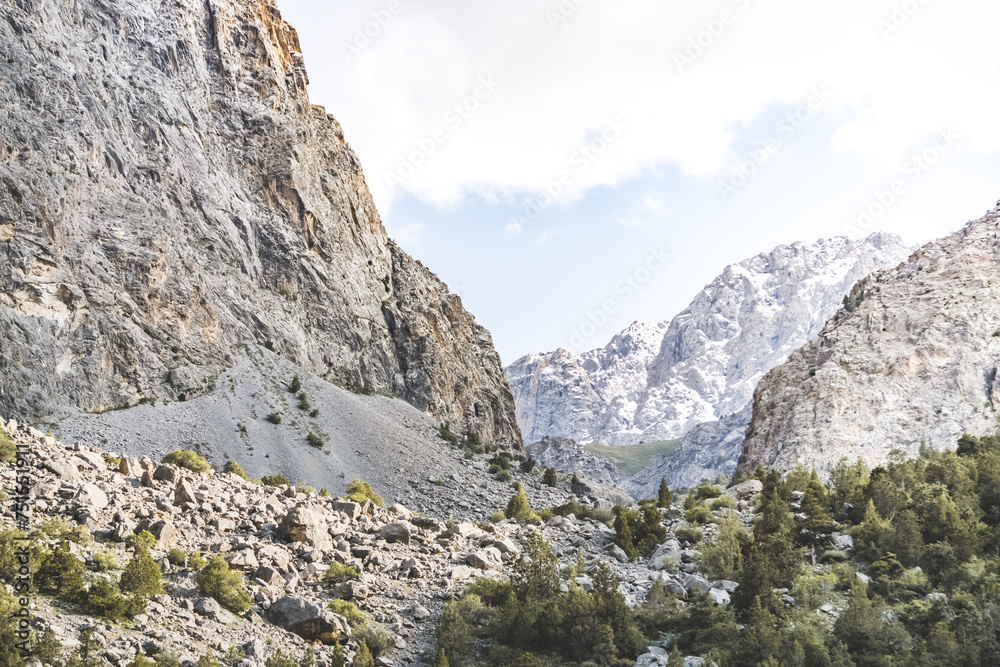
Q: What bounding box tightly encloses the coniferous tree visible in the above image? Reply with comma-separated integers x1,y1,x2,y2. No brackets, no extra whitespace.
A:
505,483,532,522
352,641,373,667
543,467,558,487
119,547,162,597
798,474,838,565
657,478,672,508
36,540,86,600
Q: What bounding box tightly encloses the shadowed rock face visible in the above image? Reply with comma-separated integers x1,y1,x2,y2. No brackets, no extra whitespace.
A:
0,0,519,448
739,204,1000,477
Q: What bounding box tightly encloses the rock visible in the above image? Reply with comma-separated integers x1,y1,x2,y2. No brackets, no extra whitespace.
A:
449,566,475,581
708,588,730,607
334,580,369,600
492,539,519,556
635,647,668,667
607,544,629,564
466,548,503,571
680,573,711,594
330,501,362,520
712,580,739,593
254,567,285,589
832,533,854,551
227,550,259,572
648,540,682,570
119,457,134,477
411,604,431,621
278,507,330,548
153,466,177,483
173,480,198,508
242,639,270,661
724,480,763,500
379,522,411,545
74,451,107,471
147,521,176,549
738,208,1000,477
268,596,351,644
74,483,108,510
141,471,155,488
193,597,221,617
46,461,80,480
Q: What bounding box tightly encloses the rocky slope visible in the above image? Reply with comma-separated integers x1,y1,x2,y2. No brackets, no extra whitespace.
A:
508,234,911,487
2,420,757,666
739,203,1000,477
0,0,519,447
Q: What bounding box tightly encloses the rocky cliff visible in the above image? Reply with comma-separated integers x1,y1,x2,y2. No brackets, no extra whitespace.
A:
506,234,911,484
739,204,1000,477
0,0,519,447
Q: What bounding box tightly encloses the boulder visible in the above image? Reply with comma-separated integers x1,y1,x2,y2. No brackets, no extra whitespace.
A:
681,573,712,594
724,479,763,500
635,646,669,667
74,483,109,510
708,588,730,607
379,522,411,545
466,547,503,571
141,470,155,488
278,507,328,547
193,597,221,617
227,549,259,571
253,566,285,589
449,565,475,581
173,480,198,508
648,539,682,570
268,595,351,644
118,457,134,477
153,465,177,483
46,460,80,480
712,580,739,593
147,520,176,549
330,500,361,520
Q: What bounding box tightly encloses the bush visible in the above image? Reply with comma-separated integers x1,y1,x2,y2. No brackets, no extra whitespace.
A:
505,483,538,523
128,530,157,551
495,469,511,483
437,423,461,446
36,541,85,600
324,562,359,585
675,525,703,545
346,479,384,507
90,549,120,572
82,578,145,621
197,654,220,667
297,392,311,411
288,375,302,393
194,556,252,613
520,458,537,474
223,461,249,480
543,467,558,487
0,429,14,464
265,652,296,667
353,641,374,667
161,449,211,473
306,433,324,449
261,474,289,487
266,412,282,425
354,625,394,659
327,599,366,628
189,551,206,570
120,547,162,597
167,548,187,567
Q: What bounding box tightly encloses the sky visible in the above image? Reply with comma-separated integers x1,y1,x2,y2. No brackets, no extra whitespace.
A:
279,0,1000,365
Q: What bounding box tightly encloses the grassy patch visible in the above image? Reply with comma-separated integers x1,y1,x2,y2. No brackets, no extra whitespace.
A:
582,439,682,476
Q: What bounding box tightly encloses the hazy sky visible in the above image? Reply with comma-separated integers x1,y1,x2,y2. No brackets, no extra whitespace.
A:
279,0,1000,364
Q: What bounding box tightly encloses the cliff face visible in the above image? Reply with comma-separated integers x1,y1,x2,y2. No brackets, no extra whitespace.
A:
0,0,520,447
739,205,1000,477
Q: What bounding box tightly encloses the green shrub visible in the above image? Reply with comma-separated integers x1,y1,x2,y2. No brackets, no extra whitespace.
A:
327,599,366,628
354,625,394,659
520,458,537,474
495,469,511,483
82,578,145,621
223,647,246,665
104,454,122,468
710,495,735,511
437,423,461,446
324,562,359,585
265,651,296,667
490,512,507,523
657,478,672,508
306,433,324,449
189,551,206,570
128,530,157,551
675,525,702,545
346,479,384,507
120,547,162,597
505,483,538,523
167,548,187,567
353,641,374,667
161,449,211,473
543,467,558,487
297,392,311,411
309,409,320,418
694,483,721,501
266,412,282,425
194,556,252,614
90,549,120,572
197,653,220,667
0,430,14,464
36,541,85,600
261,474,289,487
223,461,249,480
288,375,302,393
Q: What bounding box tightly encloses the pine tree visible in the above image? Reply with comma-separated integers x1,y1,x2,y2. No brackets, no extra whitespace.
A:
120,547,162,597
543,467,558,487
433,650,449,667
505,483,531,522
36,540,86,600
799,475,838,565
353,640,374,667
658,478,672,508
667,646,684,667
851,500,892,562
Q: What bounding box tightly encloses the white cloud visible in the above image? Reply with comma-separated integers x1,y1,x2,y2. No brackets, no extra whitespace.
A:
282,0,1000,214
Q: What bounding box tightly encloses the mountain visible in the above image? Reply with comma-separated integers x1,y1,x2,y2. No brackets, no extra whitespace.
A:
739,203,1000,477
506,234,913,486
0,0,519,448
